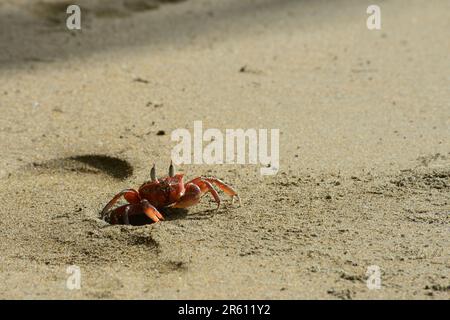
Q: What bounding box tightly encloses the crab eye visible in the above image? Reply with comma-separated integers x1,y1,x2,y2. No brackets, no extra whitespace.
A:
169,161,175,177
150,164,156,181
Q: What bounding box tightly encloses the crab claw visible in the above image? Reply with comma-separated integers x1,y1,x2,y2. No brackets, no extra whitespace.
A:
142,199,164,222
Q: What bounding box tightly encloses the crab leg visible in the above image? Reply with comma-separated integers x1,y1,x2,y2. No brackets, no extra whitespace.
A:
123,206,130,225
101,188,140,219
108,204,133,224
194,177,240,205
172,183,202,209
107,201,163,224
187,177,221,209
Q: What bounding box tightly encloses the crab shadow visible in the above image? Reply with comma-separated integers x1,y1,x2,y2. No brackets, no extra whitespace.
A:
30,154,133,180
68,155,133,180
184,208,221,220
125,207,188,226
114,207,221,226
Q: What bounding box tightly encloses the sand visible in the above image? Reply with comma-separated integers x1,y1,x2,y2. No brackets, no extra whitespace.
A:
0,0,449,299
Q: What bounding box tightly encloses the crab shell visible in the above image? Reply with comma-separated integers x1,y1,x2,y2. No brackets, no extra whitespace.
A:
138,174,185,208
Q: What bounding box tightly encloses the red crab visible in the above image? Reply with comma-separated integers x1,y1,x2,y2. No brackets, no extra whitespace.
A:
101,162,240,224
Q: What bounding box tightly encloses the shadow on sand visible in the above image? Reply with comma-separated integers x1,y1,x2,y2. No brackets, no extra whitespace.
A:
0,0,316,69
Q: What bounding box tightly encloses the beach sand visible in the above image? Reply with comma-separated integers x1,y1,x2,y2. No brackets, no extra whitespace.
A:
0,0,449,299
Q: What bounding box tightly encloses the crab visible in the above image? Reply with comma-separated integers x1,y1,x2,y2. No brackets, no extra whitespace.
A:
101,162,240,224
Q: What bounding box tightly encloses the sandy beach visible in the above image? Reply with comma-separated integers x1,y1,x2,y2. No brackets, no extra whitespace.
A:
0,0,449,299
